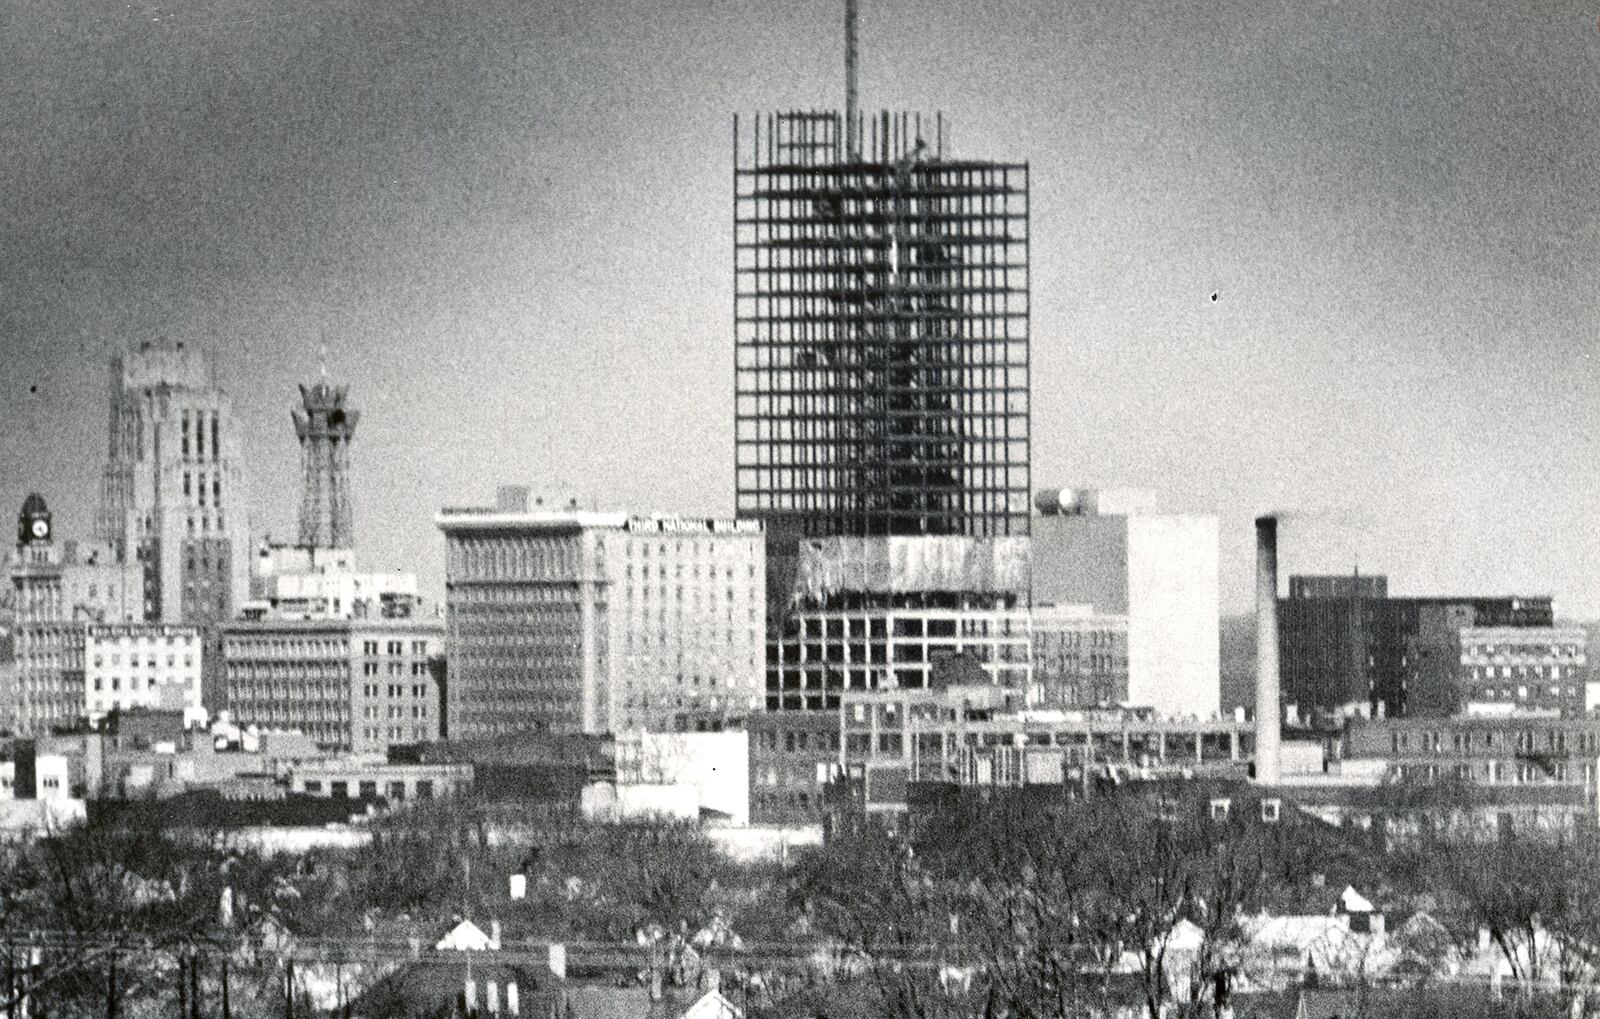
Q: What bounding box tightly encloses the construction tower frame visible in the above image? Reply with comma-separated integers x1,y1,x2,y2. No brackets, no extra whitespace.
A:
734,110,1030,540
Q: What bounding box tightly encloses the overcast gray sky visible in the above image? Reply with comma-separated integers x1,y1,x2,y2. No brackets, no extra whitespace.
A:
2,0,1596,617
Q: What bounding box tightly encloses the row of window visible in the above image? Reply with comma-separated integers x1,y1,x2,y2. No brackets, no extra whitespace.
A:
361,640,432,655
1469,665,1574,680
180,472,223,508
1390,729,1600,754
362,705,428,720
361,661,431,677
1394,761,1600,785
1464,644,1582,659
361,683,431,698
303,777,437,798
180,410,222,461
755,729,844,754
92,676,193,692
94,655,194,669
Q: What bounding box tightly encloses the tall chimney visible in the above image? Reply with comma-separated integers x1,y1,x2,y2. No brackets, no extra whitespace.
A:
1255,516,1282,785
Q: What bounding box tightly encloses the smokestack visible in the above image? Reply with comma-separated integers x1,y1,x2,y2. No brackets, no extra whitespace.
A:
844,0,859,158
1255,516,1282,785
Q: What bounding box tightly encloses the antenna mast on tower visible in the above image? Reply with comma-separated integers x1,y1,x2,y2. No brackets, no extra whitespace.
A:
845,0,859,157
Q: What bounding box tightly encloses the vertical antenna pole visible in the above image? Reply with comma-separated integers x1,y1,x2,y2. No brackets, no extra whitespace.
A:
845,0,859,158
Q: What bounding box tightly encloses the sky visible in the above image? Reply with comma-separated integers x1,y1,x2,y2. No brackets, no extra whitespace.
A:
2,0,1596,617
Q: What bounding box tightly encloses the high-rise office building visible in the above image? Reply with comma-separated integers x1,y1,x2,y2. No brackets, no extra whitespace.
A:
94,340,250,627
733,111,1030,541
93,340,251,716
734,109,1032,713
436,489,765,736
293,378,359,551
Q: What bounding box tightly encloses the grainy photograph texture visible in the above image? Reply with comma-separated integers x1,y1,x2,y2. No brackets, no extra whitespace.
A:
1,1,1597,1017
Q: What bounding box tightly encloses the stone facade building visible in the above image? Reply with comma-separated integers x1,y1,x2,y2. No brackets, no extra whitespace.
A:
222,615,444,753
84,623,203,723
436,490,765,737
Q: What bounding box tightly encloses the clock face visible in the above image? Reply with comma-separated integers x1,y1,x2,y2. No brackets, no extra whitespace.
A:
29,518,48,540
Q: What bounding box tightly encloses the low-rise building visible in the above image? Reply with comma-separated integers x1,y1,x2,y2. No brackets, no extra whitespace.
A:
248,540,425,620
606,729,749,825
1341,715,1600,790
85,623,204,724
1031,490,1221,719
287,760,473,803
1030,604,1128,708
222,615,444,754
839,683,1251,817
748,710,842,825
1456,626,1588,716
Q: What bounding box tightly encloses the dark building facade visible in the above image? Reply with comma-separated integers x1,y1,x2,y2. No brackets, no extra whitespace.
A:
1279,574,1555,719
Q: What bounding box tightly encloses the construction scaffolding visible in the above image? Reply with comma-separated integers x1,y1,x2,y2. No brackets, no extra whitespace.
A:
734,110,1030,540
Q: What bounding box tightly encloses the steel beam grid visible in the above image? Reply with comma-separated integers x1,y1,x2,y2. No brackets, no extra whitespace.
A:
733,110,1029,540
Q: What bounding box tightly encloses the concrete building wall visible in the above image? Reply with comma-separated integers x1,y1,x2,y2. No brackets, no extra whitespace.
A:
10,527,144,735
615,730,750,825
267,571,419,619
94,342,252,718
1457,626,1587,716
748,710,841,824
439,515,609,737
225,616,443,754
1030,514,1129,613
772,605,1032,711
437,507,764,737
223,619,353,751
1344,716,1600,791
1126,515,1221,719
84,623,203,722
1030,604,1129,708
288,762,472,801
607,519,764,731
351,621,444,753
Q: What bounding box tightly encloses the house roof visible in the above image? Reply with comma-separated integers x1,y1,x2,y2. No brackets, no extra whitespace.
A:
1338,886,1376,914
436,919,494,951
681,990,743,1019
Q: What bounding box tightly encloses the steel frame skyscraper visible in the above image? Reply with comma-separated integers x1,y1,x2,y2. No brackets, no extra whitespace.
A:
733,110,1030,541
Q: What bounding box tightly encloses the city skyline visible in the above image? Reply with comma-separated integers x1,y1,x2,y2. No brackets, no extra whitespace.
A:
3,0,1596,618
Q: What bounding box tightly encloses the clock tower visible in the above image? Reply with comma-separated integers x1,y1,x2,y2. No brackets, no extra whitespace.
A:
16,492,52,554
